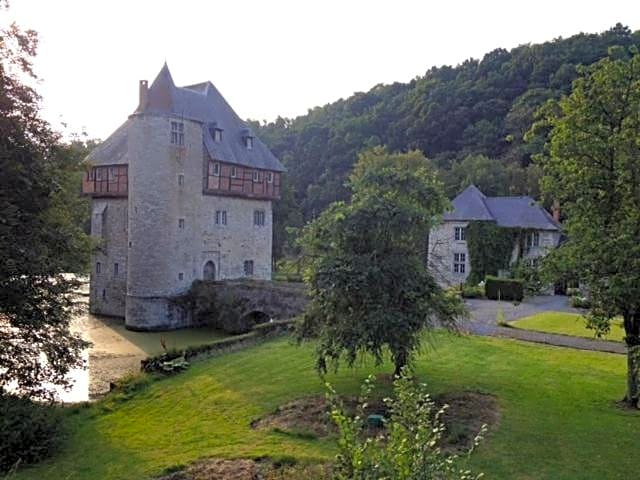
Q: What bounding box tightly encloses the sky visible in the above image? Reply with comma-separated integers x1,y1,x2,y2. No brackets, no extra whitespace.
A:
6,0,640,140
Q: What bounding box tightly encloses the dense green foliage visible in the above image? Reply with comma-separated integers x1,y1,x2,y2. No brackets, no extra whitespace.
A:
0,7,89,398
298,148,465,375
0,395,63,473
10,334,639,480
255,24,640,249
535,47,640,407
328,371,483,480
484,276,524,302
465,221,516,283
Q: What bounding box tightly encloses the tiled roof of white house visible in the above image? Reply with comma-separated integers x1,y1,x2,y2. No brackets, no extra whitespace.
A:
443,184,561,231
87,63,285,172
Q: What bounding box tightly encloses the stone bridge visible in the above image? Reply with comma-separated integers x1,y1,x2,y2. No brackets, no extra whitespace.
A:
183,280,309,331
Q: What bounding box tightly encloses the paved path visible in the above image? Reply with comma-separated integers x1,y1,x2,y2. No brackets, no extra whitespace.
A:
464,296,626,355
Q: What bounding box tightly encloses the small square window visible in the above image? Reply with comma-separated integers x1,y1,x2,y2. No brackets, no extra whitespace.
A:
178,174,184,186
253,210,265,226
215,210,227,226
454,227,466,241
245,136,254,149
178,218,185,229
253,171,260,183
231,166,237,178
267,172,274,183
178,272,184,281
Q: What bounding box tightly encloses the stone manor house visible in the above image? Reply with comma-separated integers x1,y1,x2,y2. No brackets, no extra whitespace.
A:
82,64,284,330
428,185,561,286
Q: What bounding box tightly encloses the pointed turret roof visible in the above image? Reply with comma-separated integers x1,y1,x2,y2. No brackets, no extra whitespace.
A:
87,63,284,172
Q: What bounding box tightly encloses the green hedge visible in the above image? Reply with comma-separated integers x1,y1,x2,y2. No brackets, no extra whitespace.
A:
485,276,524,301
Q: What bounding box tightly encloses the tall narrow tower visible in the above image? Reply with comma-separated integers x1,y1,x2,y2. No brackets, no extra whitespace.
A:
82,64,285,330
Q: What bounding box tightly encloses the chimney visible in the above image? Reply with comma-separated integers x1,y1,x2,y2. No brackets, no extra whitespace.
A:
138,80,148,110
552,199,561,222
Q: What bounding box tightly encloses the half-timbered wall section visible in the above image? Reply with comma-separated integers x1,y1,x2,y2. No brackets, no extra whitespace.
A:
82,165,128,196
204,159,281,200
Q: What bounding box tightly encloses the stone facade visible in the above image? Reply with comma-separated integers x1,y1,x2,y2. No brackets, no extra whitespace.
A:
84,65,284,330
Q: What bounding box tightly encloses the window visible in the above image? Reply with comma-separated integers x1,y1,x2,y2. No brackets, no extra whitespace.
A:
170,121,184,146
253,170,260,182
267,172,274,183
213,128,223,142
203,261,216,280
231,166,237,178
178,272,184,281
114,263,119,276
453,253,466,274
244,136,254,149
96,262,101,274
526,232,540,251
102,289,106,300
178,218,185,229
454,226,466,241
215,210,227,225
212,162,221,176
244,260,254,276
178,174,184,186
254,209,265,226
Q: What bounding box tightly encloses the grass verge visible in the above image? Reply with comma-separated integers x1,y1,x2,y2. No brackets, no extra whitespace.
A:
510,311,625,342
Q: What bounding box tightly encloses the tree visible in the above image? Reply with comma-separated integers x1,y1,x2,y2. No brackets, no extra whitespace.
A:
298,148,466,376
0,8,90,399
534,48,640,408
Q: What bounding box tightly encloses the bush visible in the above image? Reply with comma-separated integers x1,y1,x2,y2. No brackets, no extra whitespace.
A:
327,369,485,480
566,287,581,297
461,284,484,299
485,276,524,302
0,395,64,473
571,295,591,309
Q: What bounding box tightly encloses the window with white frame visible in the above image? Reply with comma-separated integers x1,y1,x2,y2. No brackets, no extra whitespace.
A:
454,226,466,241
231,166,237,178
213,128,223,142
453,253,466,274
212,162,221,176
526,232,540,251
215,210,227,226
253,170,260,182
170,121,184,146
267,171,274,183
253,209,265,226
244,136,254,149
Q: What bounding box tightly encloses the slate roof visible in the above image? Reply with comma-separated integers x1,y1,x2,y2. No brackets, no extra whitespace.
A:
86,64,284,172
443,185,560,231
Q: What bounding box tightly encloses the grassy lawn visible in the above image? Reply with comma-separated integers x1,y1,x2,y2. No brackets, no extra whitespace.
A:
13,333,639,480
510,311,625,342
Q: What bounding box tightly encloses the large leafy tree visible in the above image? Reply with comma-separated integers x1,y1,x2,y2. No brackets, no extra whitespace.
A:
298,148,466,376
535,48,640,408
0,8,90,399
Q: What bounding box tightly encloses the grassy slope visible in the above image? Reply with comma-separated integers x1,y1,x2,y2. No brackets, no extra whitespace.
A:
510,311,625,342
14,334,639,480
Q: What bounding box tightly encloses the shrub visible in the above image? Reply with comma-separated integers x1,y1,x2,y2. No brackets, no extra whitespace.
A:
566,287,581,297
571,295,591,309
461,284,484,299
485,276,524,301
0,395,64,473
327,369,485,480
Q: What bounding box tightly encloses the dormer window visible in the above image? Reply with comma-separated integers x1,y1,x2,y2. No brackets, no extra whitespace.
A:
213,128,223,142
244,136,254,149
171,121,184,146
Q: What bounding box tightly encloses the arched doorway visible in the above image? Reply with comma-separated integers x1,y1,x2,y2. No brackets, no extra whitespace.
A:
203,261,216,280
